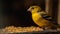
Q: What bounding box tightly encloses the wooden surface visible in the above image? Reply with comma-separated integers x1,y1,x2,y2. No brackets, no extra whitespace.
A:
58,0,60,25
0,31,60,34
0,29,60,34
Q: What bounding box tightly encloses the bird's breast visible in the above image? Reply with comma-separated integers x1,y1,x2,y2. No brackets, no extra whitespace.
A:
32,13,41,22
32,13,49,27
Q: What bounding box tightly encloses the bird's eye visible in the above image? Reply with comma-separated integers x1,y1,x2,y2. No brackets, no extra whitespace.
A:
32,8,34,9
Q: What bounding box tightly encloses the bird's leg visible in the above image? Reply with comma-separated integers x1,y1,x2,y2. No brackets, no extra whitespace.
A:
43,27,46,30
39,27,45,30
39,27,46,30
44,27,51,30
43,26,52,30
43,27,49,30
39,26,52,30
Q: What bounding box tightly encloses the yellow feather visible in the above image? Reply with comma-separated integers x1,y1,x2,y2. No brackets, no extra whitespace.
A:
32,13,49,27
27,6,57,29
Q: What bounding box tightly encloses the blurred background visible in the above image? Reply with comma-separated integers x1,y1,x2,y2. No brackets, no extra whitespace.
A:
0,0,59,28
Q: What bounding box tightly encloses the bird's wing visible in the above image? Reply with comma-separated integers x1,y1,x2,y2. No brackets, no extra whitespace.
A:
38,11,56,24
41,13,58,26
41,14,52,21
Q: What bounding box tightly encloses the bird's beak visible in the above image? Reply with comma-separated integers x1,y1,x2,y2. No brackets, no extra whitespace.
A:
27,8,31,12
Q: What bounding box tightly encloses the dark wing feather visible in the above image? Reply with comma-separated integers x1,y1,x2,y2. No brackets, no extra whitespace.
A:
41,13,57,24
41,14,58,26
41,14,52,21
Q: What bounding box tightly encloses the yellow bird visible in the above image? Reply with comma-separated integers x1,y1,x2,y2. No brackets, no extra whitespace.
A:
27,5,58,30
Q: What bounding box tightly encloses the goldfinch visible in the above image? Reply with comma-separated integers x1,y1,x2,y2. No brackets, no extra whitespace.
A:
27,5,58,30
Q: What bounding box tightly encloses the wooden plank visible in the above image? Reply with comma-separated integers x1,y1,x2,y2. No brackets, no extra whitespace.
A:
45,0,53,16
58,0,60,24
45,0,49,13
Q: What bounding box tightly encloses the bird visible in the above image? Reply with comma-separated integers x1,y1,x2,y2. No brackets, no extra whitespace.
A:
27,5,58,30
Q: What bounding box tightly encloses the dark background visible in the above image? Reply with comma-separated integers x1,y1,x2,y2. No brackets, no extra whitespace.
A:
0,0,58,28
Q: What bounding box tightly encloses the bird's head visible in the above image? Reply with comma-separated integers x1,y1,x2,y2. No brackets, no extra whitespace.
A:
27,6,41,14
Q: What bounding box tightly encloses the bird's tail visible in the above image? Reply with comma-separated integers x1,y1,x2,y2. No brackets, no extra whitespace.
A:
50,23,59,29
